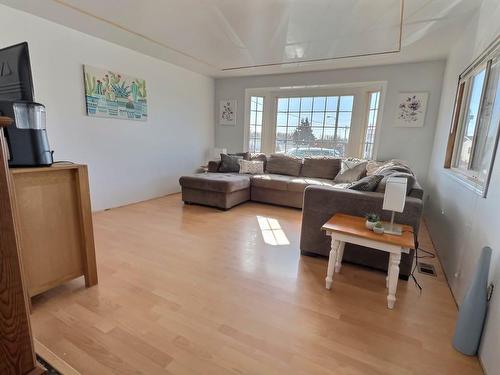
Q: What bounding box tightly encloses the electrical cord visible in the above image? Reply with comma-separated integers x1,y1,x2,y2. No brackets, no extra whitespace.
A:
410,240,437,293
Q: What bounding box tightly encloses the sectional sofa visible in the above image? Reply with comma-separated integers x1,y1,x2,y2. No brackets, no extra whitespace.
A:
179,153,423,278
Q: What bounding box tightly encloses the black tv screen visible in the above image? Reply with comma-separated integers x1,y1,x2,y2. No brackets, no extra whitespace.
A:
0,42,34,101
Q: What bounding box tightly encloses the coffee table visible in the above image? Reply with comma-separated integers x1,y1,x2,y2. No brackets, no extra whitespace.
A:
321,213,415,309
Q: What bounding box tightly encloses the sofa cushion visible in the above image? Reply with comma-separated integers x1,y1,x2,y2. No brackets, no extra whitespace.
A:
219,154,243,172
250,174,293,191
301,157,341,180
334,161,367,183
287,177,338,193
349,175,383,191
179,173,250,193
265,154,302,176
376,172,416,194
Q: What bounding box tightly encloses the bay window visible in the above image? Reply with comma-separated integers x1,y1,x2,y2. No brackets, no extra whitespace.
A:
245,83,384,159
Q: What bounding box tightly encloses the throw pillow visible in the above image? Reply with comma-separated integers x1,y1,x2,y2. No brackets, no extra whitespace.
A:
349,175,383,191
302,157,341,180
265,154,302,176
340,157,366,174
366,160,385,176
375,172,416,194
239,160,264,174
229,152,250,160
250,153,267,170
218,154,243,172
334,161,367,183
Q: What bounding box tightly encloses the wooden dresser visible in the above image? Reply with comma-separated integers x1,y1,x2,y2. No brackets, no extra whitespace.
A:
10,164,98,298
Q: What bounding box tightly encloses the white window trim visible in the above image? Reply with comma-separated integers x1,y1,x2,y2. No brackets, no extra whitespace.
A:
360,90,385,159
446,38,500,197
244,82,386,159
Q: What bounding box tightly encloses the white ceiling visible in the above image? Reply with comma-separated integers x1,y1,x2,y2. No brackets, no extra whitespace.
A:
0,0,482,77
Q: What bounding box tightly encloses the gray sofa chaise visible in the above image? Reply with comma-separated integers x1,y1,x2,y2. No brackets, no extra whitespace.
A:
179,154,423,278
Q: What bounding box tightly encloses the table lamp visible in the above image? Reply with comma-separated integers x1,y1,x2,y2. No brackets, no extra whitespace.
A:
382,177,407,236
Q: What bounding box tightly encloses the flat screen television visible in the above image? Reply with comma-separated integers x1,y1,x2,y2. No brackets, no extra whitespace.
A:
0,42,34,101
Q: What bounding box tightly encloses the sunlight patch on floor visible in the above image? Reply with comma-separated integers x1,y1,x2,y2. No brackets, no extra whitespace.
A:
257,216,290,246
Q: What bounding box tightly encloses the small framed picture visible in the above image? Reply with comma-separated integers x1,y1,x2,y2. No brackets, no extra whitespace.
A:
395,92,428,128
219,99,237,126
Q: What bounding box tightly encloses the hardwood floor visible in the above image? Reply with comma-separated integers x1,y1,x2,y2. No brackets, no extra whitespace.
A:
30,194,483,375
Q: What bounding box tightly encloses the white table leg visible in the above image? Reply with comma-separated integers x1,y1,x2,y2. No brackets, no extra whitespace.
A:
325,238,340,289
387,252,402,309
335,241,345,273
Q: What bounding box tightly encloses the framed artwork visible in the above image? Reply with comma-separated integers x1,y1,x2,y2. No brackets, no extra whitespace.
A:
395,92,428,128
83,65,147,121
219,99,237,125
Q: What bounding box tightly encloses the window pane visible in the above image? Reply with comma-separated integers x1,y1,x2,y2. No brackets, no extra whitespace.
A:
248,137,255,152
277,98,288,112
250,111,256,125
362,91,381,159
289,98,300,112
251,98,257,111
339,96,354,111
326,96,338,111
325,112,336,127
256,111,263,125
275,94,354,158
456,69,486,169
248,96,264,153
300,97,313,112
312,97,326,112
288,113,299,127
276,127,288,140
311,112,325,126
338,112,352,127
473,58,500,181
257,97,264,110
276,112,287,126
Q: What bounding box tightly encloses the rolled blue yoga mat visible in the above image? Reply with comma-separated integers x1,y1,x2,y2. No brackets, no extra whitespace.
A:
452,246,492,356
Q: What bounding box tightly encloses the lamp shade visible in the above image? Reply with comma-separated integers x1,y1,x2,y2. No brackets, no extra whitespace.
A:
382,177,407,213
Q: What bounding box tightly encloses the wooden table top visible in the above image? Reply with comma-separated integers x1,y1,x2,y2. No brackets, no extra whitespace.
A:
10,163,84,174
322,213,415,249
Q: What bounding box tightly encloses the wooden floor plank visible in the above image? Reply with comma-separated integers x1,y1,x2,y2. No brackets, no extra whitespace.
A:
31,194,483,375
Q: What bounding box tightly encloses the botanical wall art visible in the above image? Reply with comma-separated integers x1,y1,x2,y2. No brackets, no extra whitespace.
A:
219,99,237,125
395,92,428,128
83,65,147,121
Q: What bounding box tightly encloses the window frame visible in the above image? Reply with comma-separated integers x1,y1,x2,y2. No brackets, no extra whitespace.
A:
244,83,385,159
445,37,500,197
361,90,382,159
247,95,264,153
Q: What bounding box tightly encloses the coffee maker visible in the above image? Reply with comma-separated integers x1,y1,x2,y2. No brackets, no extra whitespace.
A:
0,100,53,166
0,42,53,167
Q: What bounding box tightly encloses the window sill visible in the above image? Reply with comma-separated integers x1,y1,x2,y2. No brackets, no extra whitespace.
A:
443,168,485,197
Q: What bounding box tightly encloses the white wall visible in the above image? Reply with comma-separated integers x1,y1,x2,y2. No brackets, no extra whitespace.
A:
0,5,214,211
425,1,500,374
215,61,445,190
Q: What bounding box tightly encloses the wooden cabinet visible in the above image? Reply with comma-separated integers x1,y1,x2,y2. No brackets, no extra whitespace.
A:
0,117,45,374
10,164,98,298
